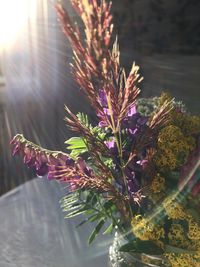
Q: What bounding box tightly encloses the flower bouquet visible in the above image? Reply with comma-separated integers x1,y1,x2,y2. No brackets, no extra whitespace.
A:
10,1,200,266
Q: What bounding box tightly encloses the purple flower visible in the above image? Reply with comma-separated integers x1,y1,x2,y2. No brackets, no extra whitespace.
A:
10,136,24,156
137,159,148,170
36,163,49,177
47,165,57,180
76,158,93,177
98,89,108,107
106,139,115,149
47,155,75,180
97,89,117,128
127,179,140,195
124,156,142,195
105,139,118,155
127,105,137,117
11,134,77,179
97,108,112,127
123,113,148,134
12,143,21,156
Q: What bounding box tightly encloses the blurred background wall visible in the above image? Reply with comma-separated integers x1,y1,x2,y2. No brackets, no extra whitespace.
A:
0,0,200,195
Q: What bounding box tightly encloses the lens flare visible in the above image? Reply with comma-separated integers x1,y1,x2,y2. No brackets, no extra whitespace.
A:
0,0,30,47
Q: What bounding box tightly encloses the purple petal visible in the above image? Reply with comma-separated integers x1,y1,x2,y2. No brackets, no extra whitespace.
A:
36,163,49,177
26,158,36,168
66,157,75,166
98,89,108,107
12,144,21,156
47,165,57,180
76,158,92,177
128,105,137,116
98,120,108,127
105,139,115,149
137,159,148,169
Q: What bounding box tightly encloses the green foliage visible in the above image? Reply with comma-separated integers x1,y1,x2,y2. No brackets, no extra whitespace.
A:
65,113,108,160
119,239,163,255
103,222,114,235
136,97,158,116
165,245,196,255
77,112,90,128
91,126,107,140
77,112,107,140
60,191,119,244
65,137,87,159
136,96,186,117
88,219,106,244
100,156,114,169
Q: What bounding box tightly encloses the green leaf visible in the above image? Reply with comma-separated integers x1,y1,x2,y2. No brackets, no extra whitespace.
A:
165,245,196,254
69,148,87,159
84,209,96,216
76,213,101,228
65,209,85,218
103,200,114,210
76,219,89,228
88,219,105,245
103,223,113,235
65,137,87,150
85,191,96,202
89,214,102,222
64,205,89,218
119,240,163,255
65,137,88,159
60,195,79,207
60,196,79,209
62,204,83,212
119,242,136,253
77,113,90,128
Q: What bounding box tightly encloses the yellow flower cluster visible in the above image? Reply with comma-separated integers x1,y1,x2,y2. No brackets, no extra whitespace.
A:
168,222,200,249
187,217,200,241
168,224,187,248
131,215,165,241
132,196,200,267
162,196,200,266
155,125,195,170
162,197,187,220
165,252,200,267
172,112,200,136
153,93,200,173
158,92,200,136
150,173,165,193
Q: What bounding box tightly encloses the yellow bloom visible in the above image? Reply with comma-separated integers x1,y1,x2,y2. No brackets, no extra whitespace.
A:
167,223,194,250
162,197,187,220
172,112,200,136
187,217,200,241
165,252,200,267
155,125,195,171
131,215,165,241
168,224,185,246
150,173,165,193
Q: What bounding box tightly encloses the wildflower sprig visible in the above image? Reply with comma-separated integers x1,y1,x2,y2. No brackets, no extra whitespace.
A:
10,0,200,265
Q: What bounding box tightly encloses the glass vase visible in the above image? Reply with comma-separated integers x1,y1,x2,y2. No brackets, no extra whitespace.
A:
108,231,166,267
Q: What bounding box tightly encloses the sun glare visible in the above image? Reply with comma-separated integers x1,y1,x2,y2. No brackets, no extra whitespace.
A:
0,0,32,48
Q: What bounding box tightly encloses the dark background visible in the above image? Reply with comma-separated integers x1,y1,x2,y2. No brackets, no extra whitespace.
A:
0,0,200,195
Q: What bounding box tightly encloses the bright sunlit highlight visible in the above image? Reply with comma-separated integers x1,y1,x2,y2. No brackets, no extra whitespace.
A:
0,0,30,47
